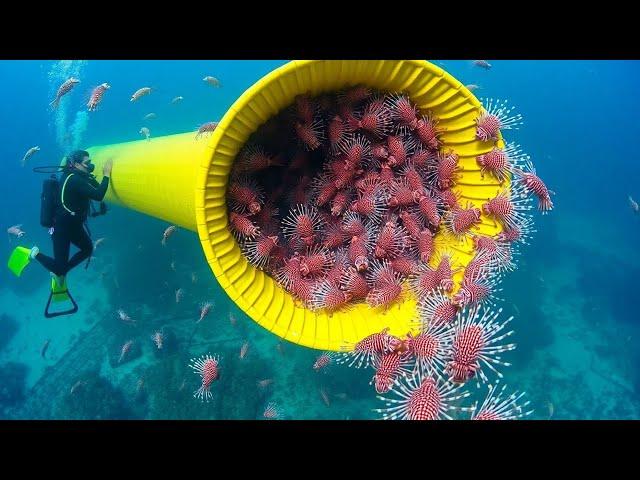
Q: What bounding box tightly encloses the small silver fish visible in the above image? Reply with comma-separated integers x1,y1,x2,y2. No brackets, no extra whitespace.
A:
171,96,184,104
162,225,177,246
7,224,25,238
139,127,150,141
465,84,480,92
257,378,273,389
70,380,87,395
320,387,331,407
203,75,221,87
21,146,40,167
473,60,492,69
50,78,80,109
175,288,184,303
143,112,157,120
239,341,249,359
629,195,639,213
131,87,152,102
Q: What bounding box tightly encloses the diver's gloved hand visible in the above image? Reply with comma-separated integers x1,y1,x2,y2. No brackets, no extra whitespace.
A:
91,202,108,217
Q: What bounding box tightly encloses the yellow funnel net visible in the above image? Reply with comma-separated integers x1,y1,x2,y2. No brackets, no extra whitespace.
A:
88,60,507,352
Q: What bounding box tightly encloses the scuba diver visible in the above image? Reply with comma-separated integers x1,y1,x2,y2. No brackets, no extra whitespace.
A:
7,150,113,317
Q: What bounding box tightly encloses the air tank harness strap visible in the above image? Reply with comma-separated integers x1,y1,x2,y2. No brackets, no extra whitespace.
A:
60,173,76,216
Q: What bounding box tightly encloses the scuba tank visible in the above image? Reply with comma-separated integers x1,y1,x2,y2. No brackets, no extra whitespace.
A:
40,174,60,228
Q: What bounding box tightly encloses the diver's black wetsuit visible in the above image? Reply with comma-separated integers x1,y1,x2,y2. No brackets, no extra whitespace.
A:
35,170,109,277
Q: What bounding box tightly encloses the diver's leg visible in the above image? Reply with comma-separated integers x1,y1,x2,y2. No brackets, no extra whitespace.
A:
66,223,94,271
35,226,71,276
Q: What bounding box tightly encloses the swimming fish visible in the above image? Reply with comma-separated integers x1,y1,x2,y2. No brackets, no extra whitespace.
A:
131,87,152,102
195,121,218,140
239,341,249,359
116,308,135,325
191,272,198,284
176,288,184,303
161,225,177,246
70,380,87,395
93,237,106,250
41,339,51,359
473,60,492,69
465,84,480,92
171,96,184,104
21,146,40,166
143,113,157,120
7,224,25,239
629,195,639,213
151,331,164,349
203,76,221,87
320,387,331,407
198,301,213,323
50,77,80,109
257,378,273,389
118,340,133,363
139,127,151,141
263,402,280,419
87,83,110,111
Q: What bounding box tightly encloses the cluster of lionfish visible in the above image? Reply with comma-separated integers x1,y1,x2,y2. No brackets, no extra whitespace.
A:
226,85,553,419
226,86,552,312
309,304,532,420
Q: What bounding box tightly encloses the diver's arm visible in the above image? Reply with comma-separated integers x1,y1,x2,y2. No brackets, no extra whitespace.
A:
73,175,110,201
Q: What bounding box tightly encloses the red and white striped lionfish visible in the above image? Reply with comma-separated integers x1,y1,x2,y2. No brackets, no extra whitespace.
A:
375,369,471,420
337,327,405,369
263,402,282,420
370,351,413,394
475,98,523,142
476,142,529,183
281,204,325,248
445,305,516,385
87,83,110,111
404,320,454,377
417,287,459,327
453,265,504,309
189,354,221,402
470,381,533,420
512,159,555,213
313,352,338,372
481,184,533,232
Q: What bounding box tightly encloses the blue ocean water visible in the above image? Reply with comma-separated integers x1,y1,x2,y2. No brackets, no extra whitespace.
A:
0,60,639,420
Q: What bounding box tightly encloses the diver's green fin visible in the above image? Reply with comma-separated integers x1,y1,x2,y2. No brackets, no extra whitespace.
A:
45,274,78,318
7,246,32,277
51,275,70,302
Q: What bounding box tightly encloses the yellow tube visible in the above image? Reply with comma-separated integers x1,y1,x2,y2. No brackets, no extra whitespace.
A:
88,132,211,231
88,60,507,352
